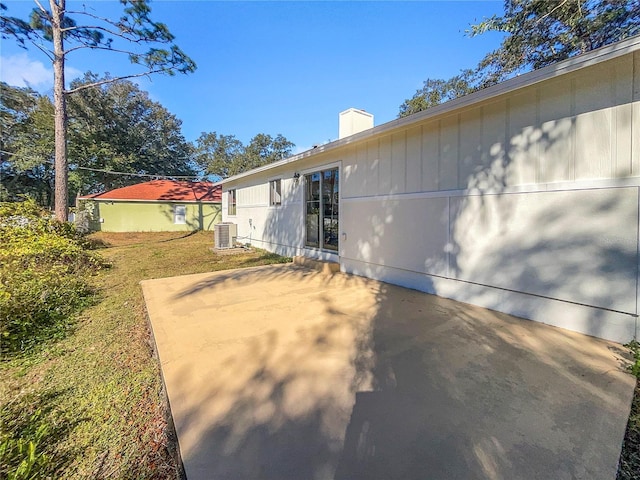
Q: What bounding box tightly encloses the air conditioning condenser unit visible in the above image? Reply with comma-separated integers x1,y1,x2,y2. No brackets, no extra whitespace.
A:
214,222,237,249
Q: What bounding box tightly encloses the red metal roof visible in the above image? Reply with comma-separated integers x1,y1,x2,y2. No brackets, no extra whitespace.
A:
78,180,222,202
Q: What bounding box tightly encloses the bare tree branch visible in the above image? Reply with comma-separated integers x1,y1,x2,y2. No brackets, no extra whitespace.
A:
64,43,140,56
30,39,55,61
62,9,171,43
535,0,571,26
33,0,49,16
62,9,136,37
61,23,131,38
63,9,127,27
61,25,161,48
64,70,164,94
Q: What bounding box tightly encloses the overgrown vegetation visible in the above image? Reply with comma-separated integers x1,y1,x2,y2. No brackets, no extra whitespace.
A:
0,199,105,478
0,390,76,480
625,340,640,378
617,341,640,480
0,229,290,478
0,200,104,355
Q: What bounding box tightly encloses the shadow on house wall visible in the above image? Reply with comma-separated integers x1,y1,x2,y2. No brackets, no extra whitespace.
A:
255,88,638,339
78,199,221,232
157,183,222,231
78,182,222,233
337,58,638,342
157,202,221,232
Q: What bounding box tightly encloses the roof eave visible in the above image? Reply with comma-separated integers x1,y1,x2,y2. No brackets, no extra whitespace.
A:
77,197,221,203
216,34,640,187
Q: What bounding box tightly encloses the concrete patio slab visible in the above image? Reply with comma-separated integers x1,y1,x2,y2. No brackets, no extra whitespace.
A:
141,264,635,480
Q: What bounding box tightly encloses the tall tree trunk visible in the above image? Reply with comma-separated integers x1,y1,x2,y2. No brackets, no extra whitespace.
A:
51,0,68,222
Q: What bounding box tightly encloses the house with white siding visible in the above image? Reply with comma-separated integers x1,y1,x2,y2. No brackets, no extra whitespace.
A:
216,36,640,344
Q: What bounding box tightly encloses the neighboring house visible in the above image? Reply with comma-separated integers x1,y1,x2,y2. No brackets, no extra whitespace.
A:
217,36,640,344
77,180,222,232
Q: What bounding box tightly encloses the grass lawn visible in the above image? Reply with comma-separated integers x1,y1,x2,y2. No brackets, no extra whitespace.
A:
0,231,290,479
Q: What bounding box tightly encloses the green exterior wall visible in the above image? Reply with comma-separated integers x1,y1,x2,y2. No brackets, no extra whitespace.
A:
80,200,221,232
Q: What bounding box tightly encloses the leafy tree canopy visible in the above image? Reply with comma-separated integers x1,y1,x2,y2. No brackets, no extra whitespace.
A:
399,0,640,117
398,71,476,118
68,73,196,194
1,76,197,203
0,82,55,205
195,132,294,180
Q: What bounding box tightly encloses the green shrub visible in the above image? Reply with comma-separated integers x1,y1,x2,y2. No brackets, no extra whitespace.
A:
0,199,43,220
626,340,640,378
0,390,71,480
0,200,105,355
0,410,50,480
0,263,92,352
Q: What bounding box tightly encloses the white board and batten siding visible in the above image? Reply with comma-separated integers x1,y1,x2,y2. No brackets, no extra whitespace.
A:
222,154,341,262
221,39,640,343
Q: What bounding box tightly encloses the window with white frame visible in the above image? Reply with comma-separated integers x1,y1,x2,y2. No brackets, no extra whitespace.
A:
174,205,186,224
269,179,282,206
228,189,237,215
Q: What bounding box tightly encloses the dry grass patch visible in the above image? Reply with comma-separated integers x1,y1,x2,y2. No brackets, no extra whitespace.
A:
1,231,290,479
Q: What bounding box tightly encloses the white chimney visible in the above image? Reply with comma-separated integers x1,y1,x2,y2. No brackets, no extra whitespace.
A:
339,108,374,139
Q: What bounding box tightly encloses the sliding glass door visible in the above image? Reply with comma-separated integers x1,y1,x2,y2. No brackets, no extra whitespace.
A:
305,172,321,248
305,167,339,251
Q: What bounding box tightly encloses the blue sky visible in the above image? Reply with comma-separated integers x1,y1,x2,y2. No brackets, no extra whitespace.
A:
1,1,505,153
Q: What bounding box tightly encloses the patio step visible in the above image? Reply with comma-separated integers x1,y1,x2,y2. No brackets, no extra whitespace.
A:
293,256,340,275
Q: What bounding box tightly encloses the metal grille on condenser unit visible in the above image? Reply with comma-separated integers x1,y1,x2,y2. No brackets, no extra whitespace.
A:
214,222,237,249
